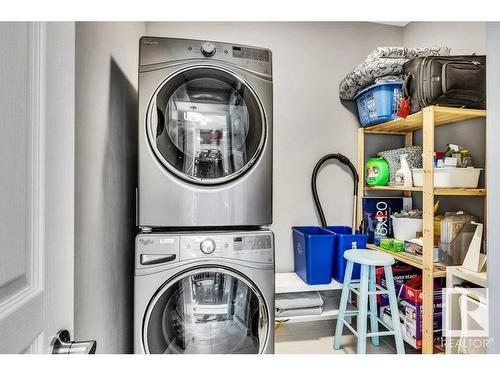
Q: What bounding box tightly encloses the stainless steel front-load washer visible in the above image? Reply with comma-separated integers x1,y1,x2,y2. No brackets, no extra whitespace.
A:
134,230,274,354
138,37,273,228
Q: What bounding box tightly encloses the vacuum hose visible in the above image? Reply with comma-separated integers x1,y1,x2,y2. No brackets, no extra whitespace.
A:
311,153,359,233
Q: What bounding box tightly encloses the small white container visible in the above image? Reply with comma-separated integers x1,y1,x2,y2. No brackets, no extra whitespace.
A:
411,168,482,188
391,216,423,241
444,157,458,167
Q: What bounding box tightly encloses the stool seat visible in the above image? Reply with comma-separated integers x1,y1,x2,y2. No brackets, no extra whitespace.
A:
344,249,395,266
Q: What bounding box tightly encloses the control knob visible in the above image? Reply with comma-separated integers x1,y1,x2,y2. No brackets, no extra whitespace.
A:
200,238,216,254
201,42,216,57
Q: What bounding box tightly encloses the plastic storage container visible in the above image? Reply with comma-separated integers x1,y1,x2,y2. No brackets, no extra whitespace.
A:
412,168,482,188
354,81,403,127
391,216,423,241
326,226,368,283
293,226,336,285
439,212,477,266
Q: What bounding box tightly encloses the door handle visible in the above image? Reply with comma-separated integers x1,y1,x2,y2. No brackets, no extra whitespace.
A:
50,330,97,354
140,254,177,265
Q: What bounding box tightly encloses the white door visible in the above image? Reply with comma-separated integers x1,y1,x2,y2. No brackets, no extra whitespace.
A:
0,22,77,354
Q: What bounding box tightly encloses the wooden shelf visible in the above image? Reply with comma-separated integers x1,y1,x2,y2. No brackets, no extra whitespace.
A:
275,272,343,294
365,185,423,192
357,105,487,354
433,188,486,196
363,106,486,134
364,186,486,196
367,244,447,278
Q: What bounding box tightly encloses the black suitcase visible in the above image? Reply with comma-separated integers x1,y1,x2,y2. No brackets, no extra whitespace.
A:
402,55,486,113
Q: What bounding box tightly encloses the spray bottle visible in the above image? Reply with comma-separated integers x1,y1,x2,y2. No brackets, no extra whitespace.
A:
394,154,413,187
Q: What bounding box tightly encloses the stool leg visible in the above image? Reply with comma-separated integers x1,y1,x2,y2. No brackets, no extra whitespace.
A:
384,265,405,354
357,264,370,354
368,265,380,346
333,260,354,350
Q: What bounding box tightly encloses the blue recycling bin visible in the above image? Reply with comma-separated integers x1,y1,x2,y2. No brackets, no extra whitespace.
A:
325,226,369,283
292,226,335,285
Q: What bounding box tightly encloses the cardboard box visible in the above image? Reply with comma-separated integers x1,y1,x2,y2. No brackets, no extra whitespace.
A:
381,306,443,349
404,240,440,262
375,263,419,304
378,275,443,349
363,197,412,245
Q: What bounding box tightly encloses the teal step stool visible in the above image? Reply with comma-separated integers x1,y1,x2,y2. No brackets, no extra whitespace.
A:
333,249,405,354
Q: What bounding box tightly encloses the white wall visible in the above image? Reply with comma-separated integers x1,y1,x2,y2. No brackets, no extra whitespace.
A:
146,22,403,272
75,22,146,354
486,22,500,354
404,22,486,54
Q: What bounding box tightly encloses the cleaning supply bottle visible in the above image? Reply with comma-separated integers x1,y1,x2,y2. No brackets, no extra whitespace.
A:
365,157,389,186
394,154,413,187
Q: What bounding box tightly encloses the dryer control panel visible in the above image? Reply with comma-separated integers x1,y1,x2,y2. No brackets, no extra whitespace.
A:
180,233,274,264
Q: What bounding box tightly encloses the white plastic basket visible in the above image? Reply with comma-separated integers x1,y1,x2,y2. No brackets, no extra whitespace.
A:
391,216,423,241
412,168,482,188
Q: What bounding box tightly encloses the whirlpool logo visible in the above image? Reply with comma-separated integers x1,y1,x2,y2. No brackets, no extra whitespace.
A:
139,238,154,246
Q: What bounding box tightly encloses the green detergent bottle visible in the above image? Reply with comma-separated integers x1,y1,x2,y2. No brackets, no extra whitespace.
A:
365,157,389,186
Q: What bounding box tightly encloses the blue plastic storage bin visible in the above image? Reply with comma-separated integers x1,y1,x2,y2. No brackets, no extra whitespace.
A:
292,226,335,285
354,81,403,127
325,226,369,283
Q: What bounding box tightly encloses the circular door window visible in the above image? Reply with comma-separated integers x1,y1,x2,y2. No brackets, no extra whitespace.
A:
147,66,266,184
143,267,269,354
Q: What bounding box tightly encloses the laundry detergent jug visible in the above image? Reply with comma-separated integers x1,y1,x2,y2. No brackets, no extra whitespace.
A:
365,157,389,186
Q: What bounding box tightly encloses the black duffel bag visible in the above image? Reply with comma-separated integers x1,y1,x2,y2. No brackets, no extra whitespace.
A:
402,55,486,113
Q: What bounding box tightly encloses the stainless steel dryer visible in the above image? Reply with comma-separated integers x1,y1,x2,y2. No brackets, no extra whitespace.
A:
138,37,273,228
134,230,274,354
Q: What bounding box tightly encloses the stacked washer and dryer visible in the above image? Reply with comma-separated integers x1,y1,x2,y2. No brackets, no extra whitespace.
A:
134,37,274,354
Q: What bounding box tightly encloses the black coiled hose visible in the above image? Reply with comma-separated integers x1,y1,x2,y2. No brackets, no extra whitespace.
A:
311,153,359,233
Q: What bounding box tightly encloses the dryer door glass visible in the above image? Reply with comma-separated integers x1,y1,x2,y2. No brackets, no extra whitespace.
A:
148,67,265,184
144,268,269,354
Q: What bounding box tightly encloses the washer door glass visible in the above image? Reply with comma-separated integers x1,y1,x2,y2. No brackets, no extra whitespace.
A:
148,67,265,184
144,268,269,354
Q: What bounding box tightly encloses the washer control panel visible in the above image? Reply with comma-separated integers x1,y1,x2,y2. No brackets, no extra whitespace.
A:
180,233,273,264
139,37,272,77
